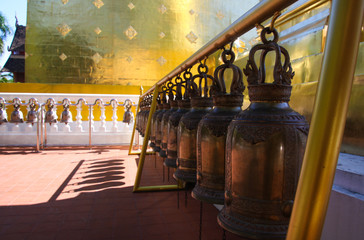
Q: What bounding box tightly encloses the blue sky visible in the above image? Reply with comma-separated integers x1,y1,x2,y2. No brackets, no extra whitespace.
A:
0,0,27,68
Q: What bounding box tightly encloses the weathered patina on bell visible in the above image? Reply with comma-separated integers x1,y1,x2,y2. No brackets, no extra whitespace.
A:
165,71,191,168
138,95,151,137
123,99,134,125
142,95,152,137
10,102,24,123
160,80,178,159
217,27,309,239
155,86,169,154
149,95,162,151
135,100,142,133
26,101,38,125
174,63,213,183
192,47,244,204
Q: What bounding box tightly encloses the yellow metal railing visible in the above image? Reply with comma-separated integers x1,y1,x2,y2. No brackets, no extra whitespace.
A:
128,0,364,238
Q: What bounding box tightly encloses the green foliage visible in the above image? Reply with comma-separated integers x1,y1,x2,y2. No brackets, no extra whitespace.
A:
0,12,11,56
0,72,13,83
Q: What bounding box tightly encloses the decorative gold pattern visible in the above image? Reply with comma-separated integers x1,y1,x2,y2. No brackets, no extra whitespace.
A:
157,56,167,66
59,53,67,61
186,31,198,44
94,27,102,35
126,56,133,63
26,0,259,86
216,11,225,20
56,23,72,36
159,32,166,39
25,52,29,59
62,0,69,5
93,0,104,9
92,53,102,64
128,2,135,10
158,4,167,14
125,25,138,40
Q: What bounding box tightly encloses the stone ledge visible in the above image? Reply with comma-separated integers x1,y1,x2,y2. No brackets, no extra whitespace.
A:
335,153,364,195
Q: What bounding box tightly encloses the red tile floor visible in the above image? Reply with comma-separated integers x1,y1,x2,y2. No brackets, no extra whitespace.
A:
0,148,243,240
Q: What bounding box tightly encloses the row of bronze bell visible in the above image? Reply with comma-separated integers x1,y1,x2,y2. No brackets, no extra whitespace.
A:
135,27,309,239
0,98,38,125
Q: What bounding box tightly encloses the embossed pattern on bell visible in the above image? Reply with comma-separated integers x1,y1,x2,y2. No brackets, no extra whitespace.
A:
166,72,191,168
192,95,243,204
217,27,309,240
166,99,191,168
155,88,169,154
192,46,245,204
149,98,162,151
160,81,177,159
174,63,214,183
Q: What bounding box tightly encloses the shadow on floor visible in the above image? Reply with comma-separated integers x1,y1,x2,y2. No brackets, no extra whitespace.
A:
0,154,243,240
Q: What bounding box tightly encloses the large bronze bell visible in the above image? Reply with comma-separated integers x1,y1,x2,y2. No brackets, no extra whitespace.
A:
160,81,178,159
45,102,58,124
123,99,134,124
174,63,213,183
135,102,141,133
0,101,8,124
10,103,24,123
155,86,169,154
26,102,38,125
149,95,162,152
141,95,152,137
165,71,191,168
217,27,309,239
137,97,147,135
192,48,244,204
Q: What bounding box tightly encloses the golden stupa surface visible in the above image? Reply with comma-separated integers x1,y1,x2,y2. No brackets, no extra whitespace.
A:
25,0,258,87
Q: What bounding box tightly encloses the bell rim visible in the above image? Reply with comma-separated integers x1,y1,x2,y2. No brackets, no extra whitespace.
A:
173,168,196,183
164,157,177,168
217,208,288,239
191,184,224,204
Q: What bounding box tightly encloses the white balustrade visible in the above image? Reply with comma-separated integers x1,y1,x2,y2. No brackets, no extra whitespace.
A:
111,100,119,132
74,100,84,132
0,93,140,149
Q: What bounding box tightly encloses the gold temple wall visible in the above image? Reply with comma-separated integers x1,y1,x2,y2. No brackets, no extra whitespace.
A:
229,1,364,156
25,0,258,88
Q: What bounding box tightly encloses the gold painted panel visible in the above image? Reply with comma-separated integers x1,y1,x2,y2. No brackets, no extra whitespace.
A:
25,0,259,86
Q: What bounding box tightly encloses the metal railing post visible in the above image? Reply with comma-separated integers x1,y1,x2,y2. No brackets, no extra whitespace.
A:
287,0,364,239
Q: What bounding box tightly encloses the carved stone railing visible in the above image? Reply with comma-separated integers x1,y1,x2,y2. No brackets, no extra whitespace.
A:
0,93,141,151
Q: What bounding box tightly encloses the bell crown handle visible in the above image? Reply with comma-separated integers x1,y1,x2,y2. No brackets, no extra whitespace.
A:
190,61,214,98
212,43,245,96
243,27,294,86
